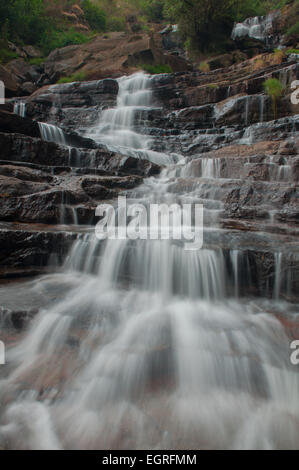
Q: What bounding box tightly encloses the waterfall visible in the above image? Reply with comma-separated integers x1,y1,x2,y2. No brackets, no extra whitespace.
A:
232,12,280,43
14,101,26,118
87,73,177,166
38,122,66,145
1,72,299,451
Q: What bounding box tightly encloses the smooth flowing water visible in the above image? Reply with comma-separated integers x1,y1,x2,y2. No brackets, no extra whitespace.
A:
1,73,299,450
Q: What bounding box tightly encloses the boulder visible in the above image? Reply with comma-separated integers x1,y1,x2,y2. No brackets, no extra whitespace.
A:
0,65,19,97
22,46,42,58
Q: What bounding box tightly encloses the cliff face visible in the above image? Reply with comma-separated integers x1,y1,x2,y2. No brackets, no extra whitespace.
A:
0,7,298,298
0,48,298,300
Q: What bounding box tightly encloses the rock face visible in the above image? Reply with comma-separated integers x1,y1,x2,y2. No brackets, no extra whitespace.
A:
0,65,19,97
43,31,191,82
0,53,298,302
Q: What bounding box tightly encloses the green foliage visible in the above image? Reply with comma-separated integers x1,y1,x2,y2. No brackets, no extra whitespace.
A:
139,0,165,21
57,71,87,84
162,0,292,54
39,30,91,56
141,63,173,74
199,61,210,73
0,49,19,64
28,57,45,66
107,17,126,31
286,48,299,54
286,21,299,38
264,78,285,118
264,78,284,98
163,0,241,53
0,0,53,46
0,0,98,57
81,0,107,32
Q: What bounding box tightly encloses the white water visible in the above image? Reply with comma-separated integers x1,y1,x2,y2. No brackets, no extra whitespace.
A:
87,73,178,166
13,102,26,118
1,73,299,450
232,12,280,43
38,122,66,145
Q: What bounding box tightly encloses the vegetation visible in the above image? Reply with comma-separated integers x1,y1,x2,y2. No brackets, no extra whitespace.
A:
57,71,87,83
286,21,299,38
264,78,285,118
141,63,173,74
199,61,210,73
81,1,107,32
28,57,45,66
162,0,292,53
0,0,297,62
39,29,92,56
272,48,285,64
0,48,19,64
0,0,100,57
286,48,299,54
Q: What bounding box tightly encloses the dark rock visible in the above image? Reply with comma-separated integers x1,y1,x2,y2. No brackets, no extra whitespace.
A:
0,110,40,137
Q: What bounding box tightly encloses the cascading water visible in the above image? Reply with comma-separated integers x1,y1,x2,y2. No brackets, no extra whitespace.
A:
13,101,26,118
1,73,299,450
38,122,66,145
87,73,178,166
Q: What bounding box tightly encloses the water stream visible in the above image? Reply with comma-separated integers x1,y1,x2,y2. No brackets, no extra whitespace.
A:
1,73,298,450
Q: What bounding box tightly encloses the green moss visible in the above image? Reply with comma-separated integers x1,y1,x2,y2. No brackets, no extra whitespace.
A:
141,64,173,74
0,48,18,64
286,48,299,54
286,21,299,38
28,57,45,66
39,29,92,56
199,61,210,73
57,71,87,84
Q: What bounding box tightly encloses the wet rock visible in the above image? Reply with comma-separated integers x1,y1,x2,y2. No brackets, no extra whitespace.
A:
0,227,76,268
0,110,40,138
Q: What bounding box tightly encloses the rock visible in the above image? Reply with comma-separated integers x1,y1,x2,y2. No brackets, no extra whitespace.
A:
21,82,37,95
43,32,189,82
22,45,42,58
0,228,76,269
0,64,19,97
0,110,40,138
6,58,41,85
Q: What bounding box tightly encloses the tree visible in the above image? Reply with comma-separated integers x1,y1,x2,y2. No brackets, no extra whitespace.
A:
163,0,241,52
81,0,107,32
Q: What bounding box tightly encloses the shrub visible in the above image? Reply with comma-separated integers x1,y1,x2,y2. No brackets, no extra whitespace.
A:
81,0,107,32
40,29,91,56
286,49,299,55
264,78,285,119
141,64,173,74
272,48,285,65
0,48,19,64
57,71,87,84
28,57,45,66
107,17,126,32
286,21,299,38
199,61,210,73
